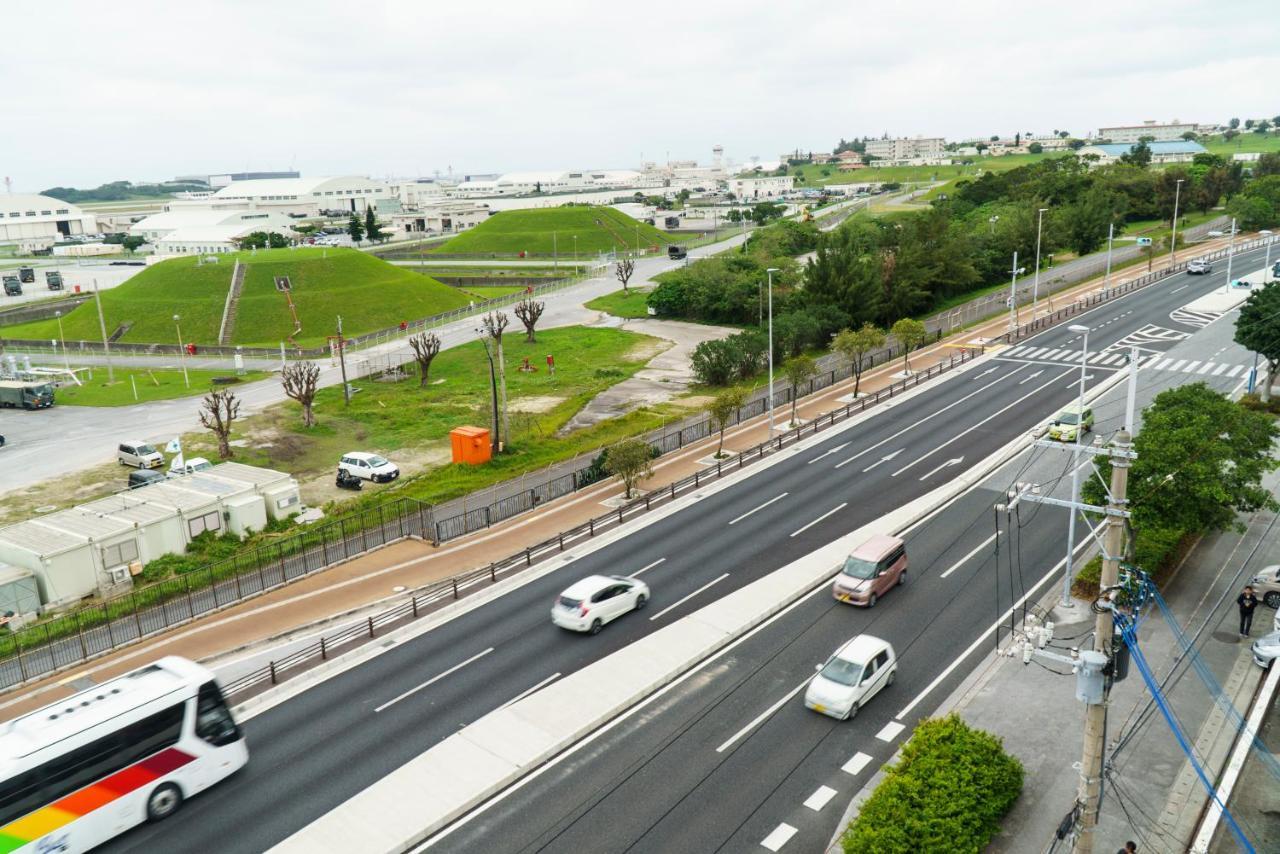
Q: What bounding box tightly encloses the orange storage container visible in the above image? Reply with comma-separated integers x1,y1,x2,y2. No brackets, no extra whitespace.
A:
450,426,492,465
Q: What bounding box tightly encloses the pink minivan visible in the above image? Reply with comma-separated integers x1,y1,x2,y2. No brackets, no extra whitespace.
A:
832,534,907,607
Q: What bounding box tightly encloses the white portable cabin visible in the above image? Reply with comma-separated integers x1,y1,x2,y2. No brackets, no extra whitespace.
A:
204,462,301,522
0,510,141,607
78,494,186,564
182,473,265,537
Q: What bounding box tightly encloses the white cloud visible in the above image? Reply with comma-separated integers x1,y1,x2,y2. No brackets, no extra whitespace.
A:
2,0,1277,190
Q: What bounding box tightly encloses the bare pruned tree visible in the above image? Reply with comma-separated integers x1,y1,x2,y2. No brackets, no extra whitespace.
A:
513,298,545,343
615,258,635,293
280,362,321,427
199,389,241,460
408,331,442,388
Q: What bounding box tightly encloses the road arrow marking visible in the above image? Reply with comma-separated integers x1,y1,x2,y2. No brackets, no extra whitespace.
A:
807,442,850,464
974,367,998,379
917,456,964,482
860,449,904,472
1018,370,1044,385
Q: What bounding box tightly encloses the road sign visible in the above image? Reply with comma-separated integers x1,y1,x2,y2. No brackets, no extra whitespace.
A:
1136,237,1153,246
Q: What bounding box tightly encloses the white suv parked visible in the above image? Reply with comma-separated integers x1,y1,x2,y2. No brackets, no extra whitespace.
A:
338,452,399,483
551,575,649,634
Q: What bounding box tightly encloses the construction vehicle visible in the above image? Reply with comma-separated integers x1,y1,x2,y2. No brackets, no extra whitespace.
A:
0,380,55,409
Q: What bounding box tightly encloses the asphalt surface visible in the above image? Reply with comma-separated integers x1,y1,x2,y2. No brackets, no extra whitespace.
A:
85,247,1276,853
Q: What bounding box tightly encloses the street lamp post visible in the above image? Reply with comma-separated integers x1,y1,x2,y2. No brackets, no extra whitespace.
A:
174,314,190,388
55,310,70,373
1061,323,1092,608
988,214,999,235
573,235,578,265
1032,207,1048,317
766,267,780,436
1169,178,1184,266
1102,223,1115,292
1007,252,1025,336
1262,230,1275,283
1222,218,1238,293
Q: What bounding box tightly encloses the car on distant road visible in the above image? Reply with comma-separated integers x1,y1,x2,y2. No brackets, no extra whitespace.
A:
831,534,907,607
1185,258,1212,275
1047,403,1093,442
804,634,897,720
1250,630,1280,668
338,451,399,483
551,574,648,634
1248,565,1280,608
117,441,164,469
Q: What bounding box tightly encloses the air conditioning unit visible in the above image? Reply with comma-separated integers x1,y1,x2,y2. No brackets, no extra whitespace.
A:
128,560,144,577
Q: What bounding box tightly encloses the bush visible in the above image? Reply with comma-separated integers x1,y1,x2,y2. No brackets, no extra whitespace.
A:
841,715,1023,853
1073,524,1193,597
690,330,772,385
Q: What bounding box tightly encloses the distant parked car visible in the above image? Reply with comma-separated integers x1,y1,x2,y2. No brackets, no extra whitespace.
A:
169,457,213,476
1185,258,1212,275
1248,565,1280,608
128,469,167,489
338,452,399,483
804,634,897,720
117,441,164,469
551,575,649,634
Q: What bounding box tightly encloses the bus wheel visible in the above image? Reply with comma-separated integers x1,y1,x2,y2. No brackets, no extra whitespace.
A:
147,783,183,821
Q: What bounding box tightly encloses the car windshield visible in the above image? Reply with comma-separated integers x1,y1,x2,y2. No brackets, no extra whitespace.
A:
368,455,389,467
1056,413,1080,425
820,658,864,687
137,444,157,455
842,557,879,580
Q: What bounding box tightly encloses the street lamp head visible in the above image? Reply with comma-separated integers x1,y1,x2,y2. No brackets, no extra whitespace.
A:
55,310,61,318
173,314,180,322
1038,207,1049,213
1068,324,1090,334
766,267,780,273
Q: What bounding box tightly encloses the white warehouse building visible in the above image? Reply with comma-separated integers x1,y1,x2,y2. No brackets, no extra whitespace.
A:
0,194,98,247
129,209,296,243
195,176,391,217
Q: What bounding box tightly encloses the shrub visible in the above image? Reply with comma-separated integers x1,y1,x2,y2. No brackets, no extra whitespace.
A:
691,337,742,386
841,715,1023,853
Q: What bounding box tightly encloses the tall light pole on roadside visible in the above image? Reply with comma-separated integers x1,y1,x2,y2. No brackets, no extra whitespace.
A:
1222,217,1238,293
1007,252,1025,336
766,267,780,436
1261,230,1275,283
1032,207,1049,318
573,234,578,266
1168,178,1185,266
173,314,190,388
1102,223,1115,292
92,279,114,383
1060,323,1091,609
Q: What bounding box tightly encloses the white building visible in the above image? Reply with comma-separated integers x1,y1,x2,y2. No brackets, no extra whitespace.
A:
205,175,391,217
0,194,98,247
393,180,449,210
155,223,294,256
1076,139,1207,166
390,201,490,235
864,137,947,163
129,209,296,243
1097,121,1197,143
728,176,794,199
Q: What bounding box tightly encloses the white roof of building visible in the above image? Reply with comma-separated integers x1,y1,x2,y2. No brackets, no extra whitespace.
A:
495,171,575,185
212,176,387,199
156,224,278,245
0,193,90,219
131,209,293,234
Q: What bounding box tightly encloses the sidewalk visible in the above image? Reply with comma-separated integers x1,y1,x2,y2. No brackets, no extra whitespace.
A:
0,235,1239,719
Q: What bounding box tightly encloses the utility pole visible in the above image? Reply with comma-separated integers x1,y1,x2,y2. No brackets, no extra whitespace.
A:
1007,252,1023,336
92,279,115,383
1169,178,1184,267
1222,217,1238,293
1073,428,1131,854
336,315,350,405
1102,223,1114,292
1032,207,1048,317
478,331,500,453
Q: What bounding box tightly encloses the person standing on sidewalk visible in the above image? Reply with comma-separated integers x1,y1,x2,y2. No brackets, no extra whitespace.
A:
1238,586,1259,637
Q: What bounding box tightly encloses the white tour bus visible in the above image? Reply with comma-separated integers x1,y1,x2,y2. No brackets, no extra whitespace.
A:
0,656,247,853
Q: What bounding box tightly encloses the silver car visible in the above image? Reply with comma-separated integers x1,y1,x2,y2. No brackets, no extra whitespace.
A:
1251,631,1280,668
1248,565,1280,609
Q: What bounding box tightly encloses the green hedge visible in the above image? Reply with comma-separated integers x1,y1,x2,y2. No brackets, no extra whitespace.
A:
841,715,1023,854
1073,523,1195,597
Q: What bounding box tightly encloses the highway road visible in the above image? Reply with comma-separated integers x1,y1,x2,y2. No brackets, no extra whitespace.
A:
93,248,1271,853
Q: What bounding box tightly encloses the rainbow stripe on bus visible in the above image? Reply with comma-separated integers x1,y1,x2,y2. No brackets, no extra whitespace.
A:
0,747,194,853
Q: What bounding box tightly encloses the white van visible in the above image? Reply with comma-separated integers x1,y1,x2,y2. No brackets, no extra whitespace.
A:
117,441,164,469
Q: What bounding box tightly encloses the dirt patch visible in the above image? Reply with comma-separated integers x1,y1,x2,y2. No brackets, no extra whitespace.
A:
508,395,566,414
672,394,715,410
299,443,452,506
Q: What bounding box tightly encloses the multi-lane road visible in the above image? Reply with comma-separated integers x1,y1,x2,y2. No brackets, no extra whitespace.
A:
96,245,1273,853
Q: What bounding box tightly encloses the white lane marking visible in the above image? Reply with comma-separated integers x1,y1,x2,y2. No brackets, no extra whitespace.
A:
495,672,561,712
729,493,789,526
790,503,848,538
1155,358,1173,370
715,678,809,753
876,721,906,742
1184,361,1202,373
832,364,1029,468
803,785,839,811
891,371,1065,477
374,647,496,713
1197,362,1214,375
858,449,904,472
1227,365,1244,378
1005,346,1027,356
974,367,998,379
761,823,798,852
1170,284,1188,294
1017,369,1044,385
1025,347,1049,359
629,558,666,577
649,573,730,622
1171,359,1187,371
940,532,998,578
807,442,850,465
841,752,874,776
896,521,1102,719
917,456,964,482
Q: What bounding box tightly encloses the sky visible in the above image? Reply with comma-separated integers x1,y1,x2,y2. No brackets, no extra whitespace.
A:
3,0,1279,191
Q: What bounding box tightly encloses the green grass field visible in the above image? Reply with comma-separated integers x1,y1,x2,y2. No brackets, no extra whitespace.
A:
792,152,1068,187
0,248,471,347
435,206,670,256
1201,132,1280,157
55,368,270,406
457,285,527,299
584,288,651,319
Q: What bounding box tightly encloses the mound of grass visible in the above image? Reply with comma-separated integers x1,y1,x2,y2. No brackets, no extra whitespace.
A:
436,206,670,256
0,248,470,347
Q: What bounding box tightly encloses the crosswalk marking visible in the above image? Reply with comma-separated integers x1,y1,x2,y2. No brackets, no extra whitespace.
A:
1213,363,1228,376
1171,359,1187,371
1170,307,1223,329
1197,362,1214,375
1155,358,1173,370
1228,365,1244,378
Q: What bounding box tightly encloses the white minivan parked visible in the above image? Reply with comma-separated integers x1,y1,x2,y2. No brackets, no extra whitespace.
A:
804,634,897,720
117,441,164,469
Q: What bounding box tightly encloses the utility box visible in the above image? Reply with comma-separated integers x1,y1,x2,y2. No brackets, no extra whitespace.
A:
1075,650,1108,704
450,426,492,465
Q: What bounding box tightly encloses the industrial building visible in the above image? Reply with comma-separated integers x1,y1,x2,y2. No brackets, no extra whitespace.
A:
727,175,794,199
1097,121,1197,143
129,209,296,243
208,175,390,216
153,223,296,256
389,200,490,235
0,194,98,247
0,462,300,611
1076,139,1206,165
863,137,947,164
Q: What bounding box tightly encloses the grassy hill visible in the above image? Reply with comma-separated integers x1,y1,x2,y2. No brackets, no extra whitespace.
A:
435,206,671,256
0,248,471,347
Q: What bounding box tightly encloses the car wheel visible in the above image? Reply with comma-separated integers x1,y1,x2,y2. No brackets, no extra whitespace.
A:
146,783,183,821
1265,592,1280,609
635,594,647,611
589,619,602,635
887,669,896,687
867,593,877,608
844,701,859,721
897,571,906,587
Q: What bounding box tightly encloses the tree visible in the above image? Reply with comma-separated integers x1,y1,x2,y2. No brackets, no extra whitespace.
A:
280,362,320,427
1067,138,1086,151
482,311,510,447
1224,129,1240,143
122,234,146,253
604,438,654,499
890,317,929,374
1236,284,1280,402
1229,117,1241,129
513,298,545,343
782,354,817,427
235,231,288,250
347,213,365,243
707,387,748,458
1119,141,1152,168
1181,131,1198,141
1245,119,1255,130
364,207,384,243
752,201,785,223
832,323,885,396
198,389,240,460
615,258,635,292
408,331,441,388
1257,153,1280,178
1255,120,1272,134
1027,142,1043,155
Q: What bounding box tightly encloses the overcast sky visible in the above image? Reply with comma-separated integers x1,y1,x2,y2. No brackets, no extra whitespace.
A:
3,0,1278,191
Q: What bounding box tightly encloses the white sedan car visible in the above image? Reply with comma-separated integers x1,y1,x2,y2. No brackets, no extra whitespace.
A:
804,634,897,720
551,575,649,634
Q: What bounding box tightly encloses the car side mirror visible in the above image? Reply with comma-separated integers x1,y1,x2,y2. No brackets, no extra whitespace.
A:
814,664,822,672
